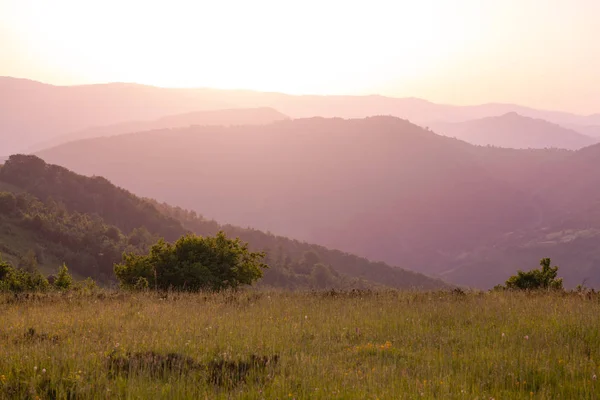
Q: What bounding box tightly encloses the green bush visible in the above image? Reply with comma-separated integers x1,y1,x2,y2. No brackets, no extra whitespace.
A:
54,264,73,290
504,258,564,291
0,256,49,292
115,231,267,292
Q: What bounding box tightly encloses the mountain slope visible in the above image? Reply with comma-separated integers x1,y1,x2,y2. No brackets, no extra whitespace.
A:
0,154,446,290
432,112,596,150
37,116,560,287
28,107,289,152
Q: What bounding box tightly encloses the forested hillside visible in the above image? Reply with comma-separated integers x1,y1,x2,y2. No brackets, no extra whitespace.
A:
36,116,600,288
0,155,446,289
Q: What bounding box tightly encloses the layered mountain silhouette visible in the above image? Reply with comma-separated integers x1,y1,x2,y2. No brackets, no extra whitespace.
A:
28,107,289,152
432,112,596,150
3,76,600,154
36,116,600,288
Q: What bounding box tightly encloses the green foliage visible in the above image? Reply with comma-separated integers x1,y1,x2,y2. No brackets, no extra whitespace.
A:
133,277,150,291
0,255,49,292
54,264,73,290
504,258,564,291
115,232,267,291
0,155,184,240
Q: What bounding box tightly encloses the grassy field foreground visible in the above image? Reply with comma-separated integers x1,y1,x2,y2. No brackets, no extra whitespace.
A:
0,290,598,399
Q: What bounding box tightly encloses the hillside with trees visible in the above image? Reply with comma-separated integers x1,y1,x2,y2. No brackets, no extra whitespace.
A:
0,155,446,290
36,116,600,288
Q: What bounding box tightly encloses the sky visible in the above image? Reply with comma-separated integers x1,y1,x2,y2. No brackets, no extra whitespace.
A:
1,0,599,114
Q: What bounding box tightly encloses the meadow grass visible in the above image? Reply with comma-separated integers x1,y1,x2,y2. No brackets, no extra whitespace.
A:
0,290,598,399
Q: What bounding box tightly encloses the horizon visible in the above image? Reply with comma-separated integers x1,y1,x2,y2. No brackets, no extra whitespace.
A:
2,75,598,118
2,0,599,114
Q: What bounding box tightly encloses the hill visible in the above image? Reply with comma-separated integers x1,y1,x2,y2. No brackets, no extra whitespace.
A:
0,154,446,290
431,112,596,150
3,76,599,154
38,116,597,288
565,123,600,139
28,107,289,152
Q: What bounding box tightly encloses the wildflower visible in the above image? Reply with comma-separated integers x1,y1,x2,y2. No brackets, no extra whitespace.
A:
34,366,38,372
501,333,505,338
42,369,46,374
524,335,529,340
304,315,308,319
0,374,6,383
593,374,597,381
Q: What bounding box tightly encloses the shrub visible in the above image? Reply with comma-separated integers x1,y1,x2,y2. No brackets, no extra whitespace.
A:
0,256,49,292
504,258,564,291
114,231,267,292
54,264,73,290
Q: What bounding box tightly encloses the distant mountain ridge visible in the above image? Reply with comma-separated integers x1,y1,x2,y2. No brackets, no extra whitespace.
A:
28,107,289,152
432,112,596,150
2,76,599,154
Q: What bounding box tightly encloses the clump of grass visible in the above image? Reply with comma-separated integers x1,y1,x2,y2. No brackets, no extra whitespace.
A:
107,351,201,378
207,354,279,387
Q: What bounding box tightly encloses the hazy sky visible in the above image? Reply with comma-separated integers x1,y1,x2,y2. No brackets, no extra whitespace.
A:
1,0,599,114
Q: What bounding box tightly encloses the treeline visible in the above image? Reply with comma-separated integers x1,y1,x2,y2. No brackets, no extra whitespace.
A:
0,155,446,290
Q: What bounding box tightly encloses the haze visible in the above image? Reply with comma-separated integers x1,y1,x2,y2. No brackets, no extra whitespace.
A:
1,0,599,114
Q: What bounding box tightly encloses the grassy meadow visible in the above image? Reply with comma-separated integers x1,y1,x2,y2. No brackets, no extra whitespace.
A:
0,290,598,399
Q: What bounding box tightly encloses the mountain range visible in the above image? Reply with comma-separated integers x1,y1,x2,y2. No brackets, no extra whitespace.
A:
35,116,600,288
3,77,600,154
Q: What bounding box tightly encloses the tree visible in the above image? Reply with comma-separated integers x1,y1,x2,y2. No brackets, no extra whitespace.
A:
114,232,267,291
504,258,564,291
54,264,73,290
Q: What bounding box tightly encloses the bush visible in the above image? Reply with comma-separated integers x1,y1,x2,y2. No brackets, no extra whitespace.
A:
114,231,267,292
0,256,49,292
504,258,564,291
54,264,73,290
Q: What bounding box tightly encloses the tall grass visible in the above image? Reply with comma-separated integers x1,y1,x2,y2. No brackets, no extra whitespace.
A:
0,290,598,399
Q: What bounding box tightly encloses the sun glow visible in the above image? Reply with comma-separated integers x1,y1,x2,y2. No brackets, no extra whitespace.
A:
2,0,599,112
4,0,482,94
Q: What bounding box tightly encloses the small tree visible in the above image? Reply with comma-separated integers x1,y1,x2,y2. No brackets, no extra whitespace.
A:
54,264,73,290
504,258,564,291
114,232,267,292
